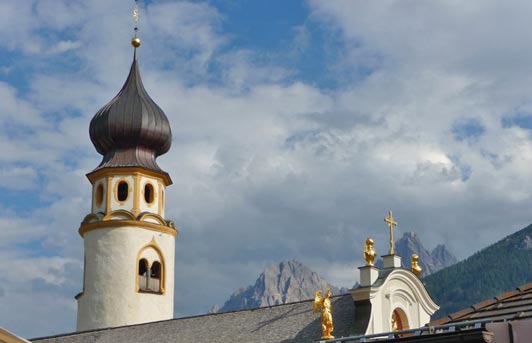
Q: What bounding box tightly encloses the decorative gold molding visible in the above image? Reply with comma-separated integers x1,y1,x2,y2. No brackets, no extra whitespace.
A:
135,237,166,294
82,213,103,224
158,180,163,216
102,209,136,221
106,175,112,211
137,212,167,226
79,220,178,237
87,166,172,186
162,189,166,216
133,173,141,216
82,210,173,226
91,180,96,213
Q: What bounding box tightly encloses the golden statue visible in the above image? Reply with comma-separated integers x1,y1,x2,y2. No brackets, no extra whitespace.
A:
411,254,422,277
313,288,334,339
364,237,377,266
384,211,398,255
391,311,400,331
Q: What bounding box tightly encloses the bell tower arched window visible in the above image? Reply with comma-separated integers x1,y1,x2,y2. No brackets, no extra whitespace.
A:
138,259,163,293
137,243,165,294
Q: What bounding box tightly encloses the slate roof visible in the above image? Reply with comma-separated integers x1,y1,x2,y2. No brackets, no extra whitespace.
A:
32,295,356,343
32,283,532,343
430,282,532,325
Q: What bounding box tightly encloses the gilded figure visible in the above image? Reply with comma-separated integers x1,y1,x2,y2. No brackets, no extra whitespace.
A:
391,311,399,331
313,288,334,339
364,237,376,266
411,254,422,277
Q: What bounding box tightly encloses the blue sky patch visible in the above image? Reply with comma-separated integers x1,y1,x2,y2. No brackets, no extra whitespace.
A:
501,112,532,130
210,0,361,88
0,188,52,214
452,118,485,141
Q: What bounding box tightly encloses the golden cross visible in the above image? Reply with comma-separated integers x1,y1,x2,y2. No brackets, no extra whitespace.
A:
384,210,398,255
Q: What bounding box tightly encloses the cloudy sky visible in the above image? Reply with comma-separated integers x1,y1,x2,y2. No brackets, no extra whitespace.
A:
2,0,532,338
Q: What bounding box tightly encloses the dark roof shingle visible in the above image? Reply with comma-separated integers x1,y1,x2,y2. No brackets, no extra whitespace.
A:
33,295,356,343
431,282,532,325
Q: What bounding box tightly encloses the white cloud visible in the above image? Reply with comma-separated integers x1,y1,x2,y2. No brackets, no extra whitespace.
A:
48,40,82,54
0,1,40,53
0,167,38,190
0,82,44,128
219,50,291,90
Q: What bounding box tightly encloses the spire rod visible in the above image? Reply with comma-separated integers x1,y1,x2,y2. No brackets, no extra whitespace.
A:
131,0,141,49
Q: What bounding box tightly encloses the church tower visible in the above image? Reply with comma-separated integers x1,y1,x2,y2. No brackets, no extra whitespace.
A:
76,32,177,331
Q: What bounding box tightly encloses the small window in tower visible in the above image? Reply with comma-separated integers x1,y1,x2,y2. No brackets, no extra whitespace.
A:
117,181,128,202
144,183,154,204
137,260,163,293
138,259,149,291
95,184,104,207
150,261,161,292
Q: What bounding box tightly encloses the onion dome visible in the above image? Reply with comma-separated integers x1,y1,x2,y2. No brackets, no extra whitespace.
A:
89,50,172,173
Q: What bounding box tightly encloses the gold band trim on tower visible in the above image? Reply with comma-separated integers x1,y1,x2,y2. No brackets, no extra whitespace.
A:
79,220,178,237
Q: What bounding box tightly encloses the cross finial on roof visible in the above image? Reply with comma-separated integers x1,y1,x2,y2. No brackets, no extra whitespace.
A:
384,211,398,255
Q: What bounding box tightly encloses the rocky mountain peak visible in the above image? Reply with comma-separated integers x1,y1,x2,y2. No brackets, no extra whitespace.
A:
213,260,345,313
212,235,456,313
396,232,433,261
376,232,458,276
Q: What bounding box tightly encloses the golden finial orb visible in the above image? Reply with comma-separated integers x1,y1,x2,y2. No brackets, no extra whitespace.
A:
411,254,422,277
131,37,141,48
364,237,377,266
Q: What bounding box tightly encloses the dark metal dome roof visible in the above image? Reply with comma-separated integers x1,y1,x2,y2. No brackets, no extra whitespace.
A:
89,51,172,173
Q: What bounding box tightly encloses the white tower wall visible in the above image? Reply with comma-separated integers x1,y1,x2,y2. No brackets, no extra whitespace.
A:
77,226,175,331
77,169,176,331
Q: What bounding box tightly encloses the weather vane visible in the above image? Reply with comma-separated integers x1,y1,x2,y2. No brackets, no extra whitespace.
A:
132,0,141,48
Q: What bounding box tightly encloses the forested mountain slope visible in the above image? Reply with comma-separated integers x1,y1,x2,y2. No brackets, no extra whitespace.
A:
425,223,532,318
